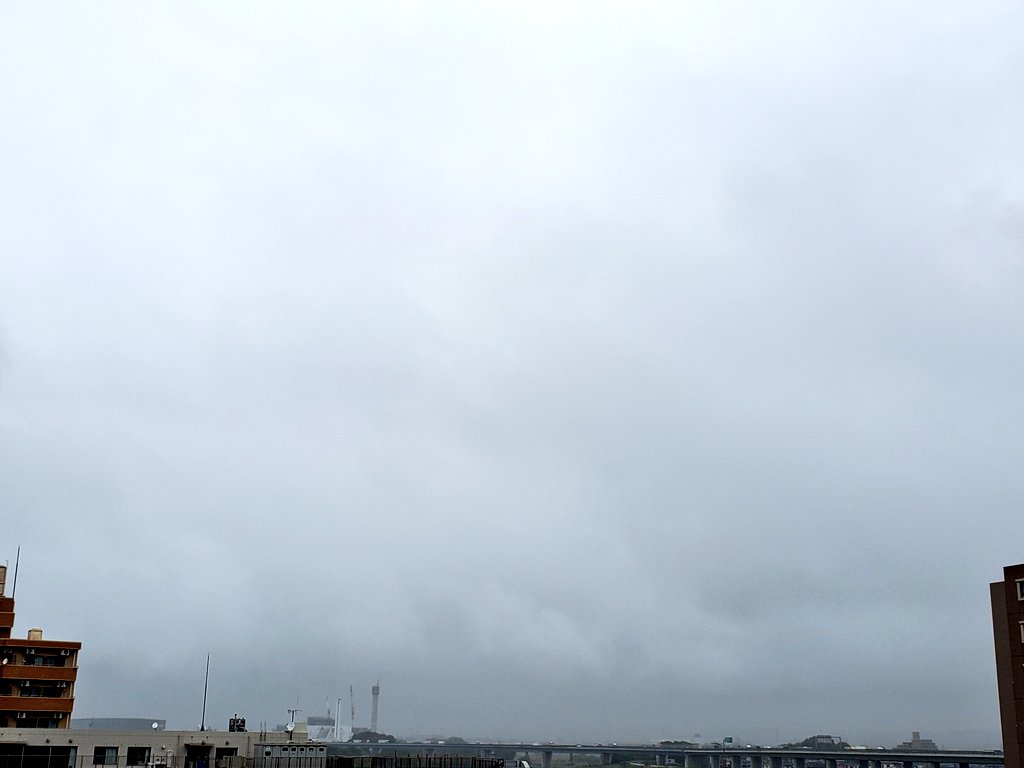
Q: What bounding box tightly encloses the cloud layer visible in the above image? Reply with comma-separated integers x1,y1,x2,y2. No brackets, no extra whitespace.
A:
1,1,1022,748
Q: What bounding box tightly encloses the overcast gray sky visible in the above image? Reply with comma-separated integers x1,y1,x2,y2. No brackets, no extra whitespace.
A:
1,0,1022,749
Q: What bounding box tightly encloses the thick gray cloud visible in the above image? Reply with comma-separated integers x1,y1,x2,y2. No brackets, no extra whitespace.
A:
1,0,1022,749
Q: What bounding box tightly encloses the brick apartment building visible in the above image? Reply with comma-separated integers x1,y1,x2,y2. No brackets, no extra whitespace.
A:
992,563,1024,768
0,564,81,728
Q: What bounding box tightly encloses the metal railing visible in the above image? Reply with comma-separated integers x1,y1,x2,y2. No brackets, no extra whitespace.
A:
0,754,509,768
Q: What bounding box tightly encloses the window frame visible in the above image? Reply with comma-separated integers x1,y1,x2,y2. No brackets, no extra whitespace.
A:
93,746,118,766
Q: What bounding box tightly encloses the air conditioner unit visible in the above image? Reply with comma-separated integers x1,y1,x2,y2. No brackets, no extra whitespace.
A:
60,649,70,656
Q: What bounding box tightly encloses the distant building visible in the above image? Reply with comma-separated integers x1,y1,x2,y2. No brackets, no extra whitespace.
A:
894,731,937,750
807,736,843,749
72,718,166,731
992,563,1024,768
306,715,334,741
0,564,82,728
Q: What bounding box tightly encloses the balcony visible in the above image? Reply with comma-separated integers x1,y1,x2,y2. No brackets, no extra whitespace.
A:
0,694,74,712
0,664,77,681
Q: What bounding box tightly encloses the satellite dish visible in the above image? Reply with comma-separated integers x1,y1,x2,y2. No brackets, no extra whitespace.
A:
286,723,295,733
152,722,159,731
1,658,7,665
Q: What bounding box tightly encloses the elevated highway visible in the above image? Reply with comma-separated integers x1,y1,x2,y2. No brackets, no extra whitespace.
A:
383,742,1004,768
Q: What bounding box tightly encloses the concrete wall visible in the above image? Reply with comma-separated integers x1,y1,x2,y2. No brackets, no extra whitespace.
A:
0,726,304,766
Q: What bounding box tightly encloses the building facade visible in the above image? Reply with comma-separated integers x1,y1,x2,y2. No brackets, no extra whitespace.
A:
0,564,81,728
72,718,168,731
0,725,306,768
991,563,1024,768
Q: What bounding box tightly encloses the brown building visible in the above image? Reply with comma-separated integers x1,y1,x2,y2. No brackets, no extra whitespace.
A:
991,563,1024,768
0,564,81,728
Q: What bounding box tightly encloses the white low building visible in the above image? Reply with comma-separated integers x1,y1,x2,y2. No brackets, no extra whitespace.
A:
0,724,310,767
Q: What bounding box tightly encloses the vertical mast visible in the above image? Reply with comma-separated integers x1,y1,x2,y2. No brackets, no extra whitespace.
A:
200,654,210,731
11,547,19,598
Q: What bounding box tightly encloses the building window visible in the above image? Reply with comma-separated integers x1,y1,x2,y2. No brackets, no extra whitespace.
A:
126,747,151,766
1016,580,1024,601
1019,621,1024,644
93,747,118,765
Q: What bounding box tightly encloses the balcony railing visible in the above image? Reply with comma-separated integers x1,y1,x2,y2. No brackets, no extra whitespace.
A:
0,693,75,711
0,663,78,681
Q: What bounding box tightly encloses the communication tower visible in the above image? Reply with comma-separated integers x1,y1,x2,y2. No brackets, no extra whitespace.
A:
370,681,380,733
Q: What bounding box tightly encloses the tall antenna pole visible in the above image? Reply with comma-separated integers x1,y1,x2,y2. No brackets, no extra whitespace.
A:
349,685,355,728
200,654,210,731
11,547,20,598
